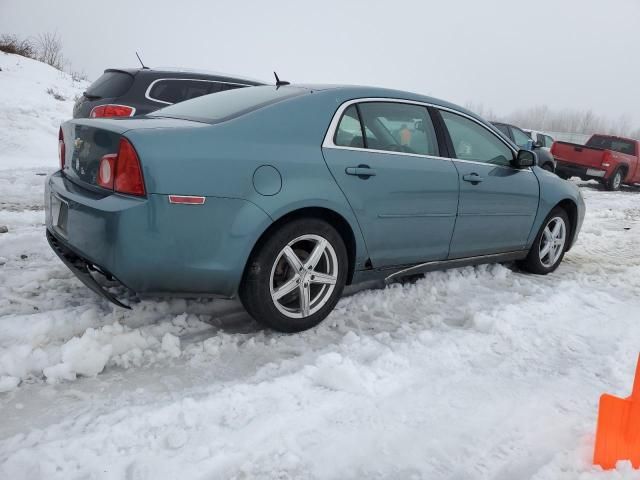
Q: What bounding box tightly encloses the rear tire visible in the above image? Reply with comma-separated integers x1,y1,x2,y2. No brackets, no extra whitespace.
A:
556,171,569,180
239,218,348,333
518,207,571,275
541,163,554,172
605,168,624,191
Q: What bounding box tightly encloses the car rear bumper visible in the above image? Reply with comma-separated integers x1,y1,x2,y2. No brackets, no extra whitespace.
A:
555,160,609,181
45,171,272,301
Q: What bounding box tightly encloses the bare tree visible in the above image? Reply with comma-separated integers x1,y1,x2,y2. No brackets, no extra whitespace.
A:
0,34,36,58
501,105,639,139
35,32,64,70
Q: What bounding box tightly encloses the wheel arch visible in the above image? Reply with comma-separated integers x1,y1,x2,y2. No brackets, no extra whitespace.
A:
243,206,359,285
555,198,579,250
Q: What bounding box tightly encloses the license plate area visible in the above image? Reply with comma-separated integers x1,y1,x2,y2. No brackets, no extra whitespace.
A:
51,194,69,235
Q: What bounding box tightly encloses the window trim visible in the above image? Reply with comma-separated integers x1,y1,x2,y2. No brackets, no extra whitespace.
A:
323,98,520,168
144,77,252,105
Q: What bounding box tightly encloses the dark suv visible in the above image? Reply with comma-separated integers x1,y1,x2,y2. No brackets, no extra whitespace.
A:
491,121,556,172
73,68,265,118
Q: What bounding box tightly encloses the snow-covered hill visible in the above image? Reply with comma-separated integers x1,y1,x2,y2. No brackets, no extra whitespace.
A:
1,53,640,479
0,53,87,170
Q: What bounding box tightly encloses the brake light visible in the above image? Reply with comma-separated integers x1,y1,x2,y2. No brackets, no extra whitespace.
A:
114,139,145,196
58,127,65,169
602,150,612,168
97,138,145,196
90,104,136,118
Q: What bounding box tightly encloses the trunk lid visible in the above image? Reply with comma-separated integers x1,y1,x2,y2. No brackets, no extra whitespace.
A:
60,117,207,188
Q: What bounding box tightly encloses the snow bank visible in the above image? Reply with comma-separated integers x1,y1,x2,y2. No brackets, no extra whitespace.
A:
0,52,87,170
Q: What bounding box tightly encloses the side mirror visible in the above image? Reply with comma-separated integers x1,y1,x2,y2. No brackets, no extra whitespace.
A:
512,149,536,168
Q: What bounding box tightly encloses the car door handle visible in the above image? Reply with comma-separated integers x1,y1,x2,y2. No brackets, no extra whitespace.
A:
345,166,377,178
462,173,484,183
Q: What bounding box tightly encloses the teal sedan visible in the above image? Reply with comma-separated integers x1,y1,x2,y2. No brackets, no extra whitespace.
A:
47,85,585,332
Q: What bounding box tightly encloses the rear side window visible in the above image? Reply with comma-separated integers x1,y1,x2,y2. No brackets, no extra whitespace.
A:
586,136,636,155
335,105,364,148
335,102,438,156
545,135,554,147
441,111,513,166
149,85,306,123
494,124,511,137
148,79,231,104
85,71,134,98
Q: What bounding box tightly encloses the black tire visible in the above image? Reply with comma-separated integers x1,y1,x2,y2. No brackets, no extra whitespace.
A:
541,163,554,172
518,207,571,275
239,218,348,333
605,168,624,191
556,171,569,180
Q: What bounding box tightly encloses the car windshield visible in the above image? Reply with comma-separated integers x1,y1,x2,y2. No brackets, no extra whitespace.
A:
148,85,307,123
586,136,636,155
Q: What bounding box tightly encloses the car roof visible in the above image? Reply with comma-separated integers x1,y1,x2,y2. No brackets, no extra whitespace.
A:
292,84,484,121
104,67,265,85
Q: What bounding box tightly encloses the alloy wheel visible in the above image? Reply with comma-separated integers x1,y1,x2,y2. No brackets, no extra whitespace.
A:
269,234,338,319
538,216,567,268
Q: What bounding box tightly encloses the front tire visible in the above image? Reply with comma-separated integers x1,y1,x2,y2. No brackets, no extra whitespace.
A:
239,218,348,333
518,207,571,275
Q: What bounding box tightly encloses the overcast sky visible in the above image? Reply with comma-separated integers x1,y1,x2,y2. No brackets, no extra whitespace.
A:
2,0,639,126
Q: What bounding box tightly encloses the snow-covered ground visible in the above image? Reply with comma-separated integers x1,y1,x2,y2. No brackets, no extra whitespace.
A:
1,52,640,479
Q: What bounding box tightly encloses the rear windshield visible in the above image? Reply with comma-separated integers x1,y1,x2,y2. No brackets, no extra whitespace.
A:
148,85,306,123
586,136,636,155
85,71,134,98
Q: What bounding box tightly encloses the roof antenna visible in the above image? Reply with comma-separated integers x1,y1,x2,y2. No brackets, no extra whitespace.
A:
136,51,149,70
274,71,290,87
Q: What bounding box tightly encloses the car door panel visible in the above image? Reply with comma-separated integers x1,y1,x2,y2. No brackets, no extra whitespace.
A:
323,148,459,267
449,161,539,257
438,110,540,259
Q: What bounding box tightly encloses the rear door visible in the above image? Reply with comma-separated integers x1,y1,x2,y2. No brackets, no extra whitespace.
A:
322,100,459,268
438,110,540,258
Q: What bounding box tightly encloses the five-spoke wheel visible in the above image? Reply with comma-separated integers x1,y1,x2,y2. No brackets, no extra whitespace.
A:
519,207,571,275
538,216,566,268
240,218,347,332
270,234,339,319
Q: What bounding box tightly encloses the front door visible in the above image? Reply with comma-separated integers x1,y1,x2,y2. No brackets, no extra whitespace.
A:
322,101,459,268
438,110,540,258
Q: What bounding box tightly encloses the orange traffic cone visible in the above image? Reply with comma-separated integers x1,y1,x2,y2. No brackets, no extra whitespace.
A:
593,355,640,469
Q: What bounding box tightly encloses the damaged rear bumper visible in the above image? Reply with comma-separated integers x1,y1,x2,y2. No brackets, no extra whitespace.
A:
47,229,131,309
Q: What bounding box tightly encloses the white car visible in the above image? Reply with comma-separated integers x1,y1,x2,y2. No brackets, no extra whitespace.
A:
523,129,555,152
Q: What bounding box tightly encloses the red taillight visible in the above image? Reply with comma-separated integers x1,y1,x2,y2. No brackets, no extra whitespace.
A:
114,139,145,196
90,104,136,118
97,138,145,196
97,153,116,189
58,127,65,169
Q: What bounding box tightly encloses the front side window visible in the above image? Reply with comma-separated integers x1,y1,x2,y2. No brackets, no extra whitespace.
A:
441,111,514,166
511,126,532,149
357,102,438,156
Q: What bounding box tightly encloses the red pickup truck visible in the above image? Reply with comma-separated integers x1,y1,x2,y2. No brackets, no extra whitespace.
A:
551,134,640,190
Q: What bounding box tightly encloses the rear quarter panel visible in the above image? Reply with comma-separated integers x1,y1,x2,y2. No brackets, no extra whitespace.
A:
124,90,372,273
